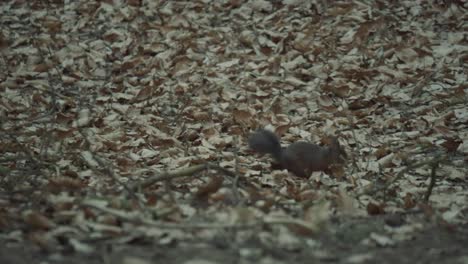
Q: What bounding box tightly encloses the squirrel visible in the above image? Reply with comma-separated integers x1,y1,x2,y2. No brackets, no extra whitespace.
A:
248,129,346,178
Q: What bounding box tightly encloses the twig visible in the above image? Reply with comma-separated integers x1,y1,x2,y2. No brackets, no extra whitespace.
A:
344,112,359,175
131,162,249,191
78,128,140,204
423,160,439,203
5,135,41,169
82,199,259,229
359,155,446,197
131,164,208,190
411,71,436,97
232,136,241,205
82,199,317,231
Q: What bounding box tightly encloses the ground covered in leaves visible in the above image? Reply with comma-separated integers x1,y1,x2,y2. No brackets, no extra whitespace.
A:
1,0,467,263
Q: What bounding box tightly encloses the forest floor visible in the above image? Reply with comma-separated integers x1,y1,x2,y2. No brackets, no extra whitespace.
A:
1,1,467,263
1,219,468,264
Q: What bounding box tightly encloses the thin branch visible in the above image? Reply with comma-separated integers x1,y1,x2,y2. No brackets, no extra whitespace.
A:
359,155,446,197
82,199,317,232
78,128,140,205
131,164,208,190
232,136,242,205
130,162,250,191
423,160,439,203
81,199,259,229
344,112,359,175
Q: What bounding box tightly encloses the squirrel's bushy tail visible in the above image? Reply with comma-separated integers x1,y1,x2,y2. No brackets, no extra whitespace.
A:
248,129,282,161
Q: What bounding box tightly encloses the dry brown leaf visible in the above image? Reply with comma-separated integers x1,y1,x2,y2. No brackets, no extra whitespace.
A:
48,177,84,193
366,202,385,215
2,0,467,253
195,176,224,200
24,211,55,230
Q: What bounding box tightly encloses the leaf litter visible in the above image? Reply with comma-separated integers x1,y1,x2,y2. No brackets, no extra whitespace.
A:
0,0,467,263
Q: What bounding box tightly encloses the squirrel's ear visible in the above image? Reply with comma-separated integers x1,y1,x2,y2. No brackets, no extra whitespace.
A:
327,136,347,159
334,137,347,159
